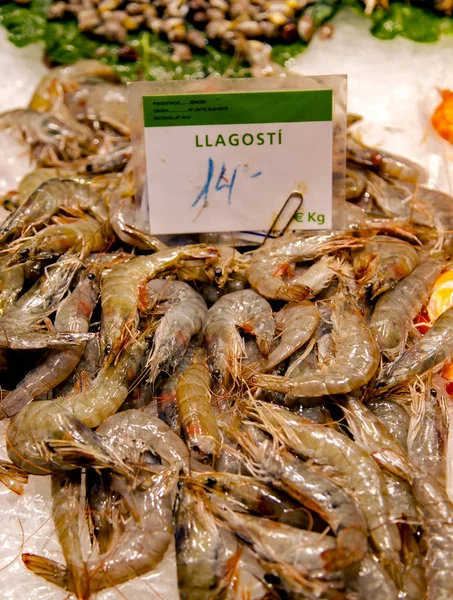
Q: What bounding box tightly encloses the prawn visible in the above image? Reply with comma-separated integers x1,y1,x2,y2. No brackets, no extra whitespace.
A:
6,325,152,474
96,409,190,470
6,399,132,476
367,398,411,450
82,141,131,173
0,178,108,244
237,425,369,572
0,259,24,315
203,289,275,385
370,259,443,360
407,384,447,486
0,109,94,164
244,402,402,570
212,504,341,583
367,175,453,252
6,215,112,266
265,301,320,371
407,384,453,600
352,235,420,299
253,291,380,400
100,244,218,362
29,59,120,113
347,136,428,183
1,268,100,417
155,341,198,433
176,348,220,461
345,163,368,201
176,483,236,600
69,81,129,135
344,397,413,482
0,255,92,350
193,471,314,529
376,305,453,390
24,466,178,596
51,471,89,600
107,163,166,251
85,469,116,556
247,231,360,301
0,459,29,495
143,279,207,384
177,245,249,290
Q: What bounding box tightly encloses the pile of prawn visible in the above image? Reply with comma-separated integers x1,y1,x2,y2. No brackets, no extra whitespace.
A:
2,64,453,600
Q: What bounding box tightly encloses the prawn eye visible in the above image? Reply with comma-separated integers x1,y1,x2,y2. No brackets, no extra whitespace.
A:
430,388,437,397
212,369,221,380
19,247,29,258
87,273,96,280
214,267,222,276
104,343,112,356
264,573,281,586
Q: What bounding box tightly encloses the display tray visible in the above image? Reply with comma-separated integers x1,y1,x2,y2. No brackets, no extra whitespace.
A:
0,13,452,599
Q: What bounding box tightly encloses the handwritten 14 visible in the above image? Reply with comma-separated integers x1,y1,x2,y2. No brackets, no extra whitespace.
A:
192,158,262,208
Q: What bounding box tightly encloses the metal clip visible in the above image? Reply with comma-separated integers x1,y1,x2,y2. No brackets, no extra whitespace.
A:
262,191,304,245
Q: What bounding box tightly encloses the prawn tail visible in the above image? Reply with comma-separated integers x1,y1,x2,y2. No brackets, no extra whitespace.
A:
251,373,289,394
68,560,91,600
281,283,311,302
0,460,29,495
1,388,34,419
123,223,167,252
46,438,133,479
22,553,72,591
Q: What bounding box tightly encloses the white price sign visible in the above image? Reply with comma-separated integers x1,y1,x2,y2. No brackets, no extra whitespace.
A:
142,89,334,236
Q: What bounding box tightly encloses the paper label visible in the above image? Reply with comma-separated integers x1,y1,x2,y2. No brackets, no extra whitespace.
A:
142,89,333,235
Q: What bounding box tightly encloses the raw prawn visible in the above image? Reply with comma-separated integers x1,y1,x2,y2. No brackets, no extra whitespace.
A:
143,279,207,383
376,305,453,390
253,291,380,400
245,401,402,568
265,301,320,371
155,342,198,432
176,348,221,460
1,268,100,417
24,467,178,596
193,471,314,529
7,215,112,266
96,409,190,469
247,231,359,301
203,289,275,385
176,483,235,600
370,259,442,360
100,244,218,362
107,163,166,250
347,137,428,184
352,235,420,298
0,178,108,244
237,425,369,571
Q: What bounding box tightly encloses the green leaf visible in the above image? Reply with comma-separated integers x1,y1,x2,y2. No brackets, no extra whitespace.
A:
1,8,46,47
272,41,308,67
305,1,337,27
30,0,53,17
43,21,100,63
370,3,441,43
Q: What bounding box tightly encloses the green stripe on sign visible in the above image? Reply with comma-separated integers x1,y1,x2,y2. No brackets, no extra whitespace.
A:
143,89,332,128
